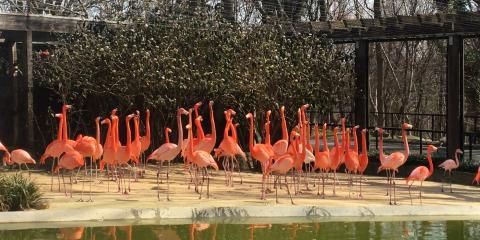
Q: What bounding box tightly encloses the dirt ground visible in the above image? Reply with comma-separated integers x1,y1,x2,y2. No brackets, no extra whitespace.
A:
2,161,480,209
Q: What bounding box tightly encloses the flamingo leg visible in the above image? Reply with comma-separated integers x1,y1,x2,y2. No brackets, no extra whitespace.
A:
359,173,363,198
61,170,67,197
206,168,210,199
106,164,110,192
284,175,294,205
392,170,397,205
274,175,279,203
420,181,424,205
449,171,453,193
50,157,56,191
156,161,160,201
385,169,390,196
332,170,337,196
78,163,87,202
321,171,326,199
441,171,446,192
70,170,73,198
167,161,171,201
408,183,413,205
88,157,94,202
24,163,31,176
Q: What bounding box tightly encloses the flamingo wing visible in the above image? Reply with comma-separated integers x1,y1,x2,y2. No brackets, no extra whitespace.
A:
438,159,456,171
272,140,288,157
148,143,179,161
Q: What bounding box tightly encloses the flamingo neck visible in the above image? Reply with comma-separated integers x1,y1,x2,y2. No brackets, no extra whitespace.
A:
265,122,271,145
361,130,367,159
126,117,132,152
281,111,288,141
195,119,205,139
322,125,329,152
95,119,101,144
314,125,320,155
306,124,312,148
209,104,216,141
427,148,434,177
57,117,63,141
353,129,358,153
248,117,255,153
346,130,351,153
379,131,384,162
177,112,184,148
333,130,339,151
455,151,460,168
134,117,140,142
104,121,111,147
188,112,194,157
402,126,410,157
165,128,170,143
62,108,68,141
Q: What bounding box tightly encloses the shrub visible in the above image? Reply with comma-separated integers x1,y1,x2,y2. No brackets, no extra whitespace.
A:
0,174,45,211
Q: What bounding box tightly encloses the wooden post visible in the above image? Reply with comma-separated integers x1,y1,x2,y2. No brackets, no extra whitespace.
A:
446,36,464,159
18,30,34,150
354,40,369,150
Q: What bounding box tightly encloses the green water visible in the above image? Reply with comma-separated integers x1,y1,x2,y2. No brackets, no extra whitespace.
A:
1,220,480,240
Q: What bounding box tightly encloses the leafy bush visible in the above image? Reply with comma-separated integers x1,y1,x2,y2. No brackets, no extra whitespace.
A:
0,174,45,211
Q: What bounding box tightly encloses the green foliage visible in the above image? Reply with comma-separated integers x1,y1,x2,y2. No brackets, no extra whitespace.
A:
0,174,45,211
33,15,352,147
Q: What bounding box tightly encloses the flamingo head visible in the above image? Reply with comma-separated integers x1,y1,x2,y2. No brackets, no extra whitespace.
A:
280,106,285,115
186,124,192,130
346,128,351,134
375,127,383,134
246,113,253,119
234,123,240,128
101,118,111,125
3,151,12,166
146,109,150,116
209,101,214,107
195,116,203,123
301,104,309,111
63,104,72,110
95,116,101,123
403,123,413,129
136,110,140,116
353,125,360,130
428,145,438,152
456,149,464,154
55,113,63,119
341,118,346,125
228,109,236,115
362,129,366,134
166,128,172,134
194,101,202,116
323,123,328,129
178,108,188,115
266,110,272,121
126,114,135,120
111,108,118,116
333,127,338,135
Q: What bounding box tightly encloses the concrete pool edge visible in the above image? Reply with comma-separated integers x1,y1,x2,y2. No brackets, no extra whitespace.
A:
1,204,480,224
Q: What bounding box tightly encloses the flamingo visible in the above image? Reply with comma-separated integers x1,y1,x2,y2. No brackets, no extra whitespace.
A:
329,118,346,195
40,109,75,191
140,109,151,169
56,149,84,198
185,109,219,199
329,127,341,196
438,148,463,193
115,114,136,194
193,102,204,140
472,167,480,185
131,112,142,180
0,141,9,167
93,117,103,181
74,129,98,201
357,128,369,197
314,123,330,198
194,101,216,154
378,122,413,205
99,118,116,192
406,144,437,205
299,105,315,192
345,126,359,198
3,149,36,175
271,106,289,158
147,108,188,200
246,112,273,200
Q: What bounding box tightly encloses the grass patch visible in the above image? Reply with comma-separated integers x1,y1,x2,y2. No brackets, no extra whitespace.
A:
0,174,47,211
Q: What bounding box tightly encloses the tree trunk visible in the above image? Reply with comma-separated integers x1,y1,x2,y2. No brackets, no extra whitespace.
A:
319,0,327,21
374,0,384,126
223,0,235,22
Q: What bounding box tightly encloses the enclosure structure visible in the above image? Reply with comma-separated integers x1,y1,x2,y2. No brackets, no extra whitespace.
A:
1,12,480,158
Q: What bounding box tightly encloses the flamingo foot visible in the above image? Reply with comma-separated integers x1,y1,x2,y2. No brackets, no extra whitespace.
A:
76,198,84,202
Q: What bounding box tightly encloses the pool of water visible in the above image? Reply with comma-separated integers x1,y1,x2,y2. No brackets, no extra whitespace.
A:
1,219,480,239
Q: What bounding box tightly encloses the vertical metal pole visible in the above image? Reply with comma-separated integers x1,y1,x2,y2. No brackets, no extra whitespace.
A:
446,36,465,159
354,40,369,150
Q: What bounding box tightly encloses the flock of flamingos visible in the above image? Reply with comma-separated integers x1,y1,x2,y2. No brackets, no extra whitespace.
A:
1,102,480,206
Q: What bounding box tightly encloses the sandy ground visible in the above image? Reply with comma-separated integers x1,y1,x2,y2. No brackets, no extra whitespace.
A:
3,162,480,209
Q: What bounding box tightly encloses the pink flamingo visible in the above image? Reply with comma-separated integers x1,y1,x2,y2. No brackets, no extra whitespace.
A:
56,149,84,198
115,114,136,194
185,109,219,199
329,127,341,196
99,118,116,192
131,112,142,181
93,117,103,181
194,101,216,154
147,108,188,200
3,149,36,175
0,142,9,167
378,123,413,205
472,167,480,185
438,148,463,193
246,112,273,200
345,126,359,198
74,129,97,201
406,144,437,205
314,123,330,198
357,128,369,197
140,109,151,168
272,106,289,158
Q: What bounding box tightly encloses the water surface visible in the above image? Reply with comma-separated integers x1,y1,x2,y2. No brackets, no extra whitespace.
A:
1,220,479,239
